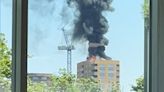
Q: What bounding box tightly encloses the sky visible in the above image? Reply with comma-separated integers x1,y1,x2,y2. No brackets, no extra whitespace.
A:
1,0,144,92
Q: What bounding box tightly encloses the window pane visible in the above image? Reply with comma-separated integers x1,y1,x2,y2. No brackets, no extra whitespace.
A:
0,0,12,92
28,0,146,92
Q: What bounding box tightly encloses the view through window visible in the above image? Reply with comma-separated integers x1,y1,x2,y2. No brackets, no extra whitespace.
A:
0,0,149,92
28,0,146,92
0,0,12,92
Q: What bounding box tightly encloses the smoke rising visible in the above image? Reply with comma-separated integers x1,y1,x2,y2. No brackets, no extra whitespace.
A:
67,0,113,60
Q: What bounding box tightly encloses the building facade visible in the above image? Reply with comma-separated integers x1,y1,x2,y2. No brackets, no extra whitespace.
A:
77,59,120,92
0,87,4,92
28,73,52,85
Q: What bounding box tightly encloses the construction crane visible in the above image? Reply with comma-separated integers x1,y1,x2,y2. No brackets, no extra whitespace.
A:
58,27,75,73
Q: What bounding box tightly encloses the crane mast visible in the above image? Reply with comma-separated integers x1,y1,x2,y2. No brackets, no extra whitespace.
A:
58,27,75,73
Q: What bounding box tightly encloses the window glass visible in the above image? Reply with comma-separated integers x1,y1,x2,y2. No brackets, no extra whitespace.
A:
108,64,114,71
108,65,114,80
100,64,105,71
100,72,105,80
27,0,145,91
0,0,12,92
32,76,39,80
108,73,114,80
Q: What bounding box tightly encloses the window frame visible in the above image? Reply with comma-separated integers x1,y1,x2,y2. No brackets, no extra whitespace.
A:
11,0,164,92
148,0,164,92
12,0,28,92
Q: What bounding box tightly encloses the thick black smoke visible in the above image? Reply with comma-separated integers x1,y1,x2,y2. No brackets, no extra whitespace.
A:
67,0,113,60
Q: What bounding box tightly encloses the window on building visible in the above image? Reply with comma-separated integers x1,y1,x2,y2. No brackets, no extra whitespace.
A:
108,73,114,80
99,64,105,80
92,69,97,72
108,65,114,71
92,75,97,78
93,64,98,66
100,72,105,79
32,76,39,80
108,65,114,80
99,64,105,70
41,77,48,80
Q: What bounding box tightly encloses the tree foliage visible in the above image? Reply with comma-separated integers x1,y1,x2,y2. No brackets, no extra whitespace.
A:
143,0,149,17
0,33,11,78
111,82,120,92
50,69,77,92
50,69,101,92
27,69,101,92
0,76,11,92
0,33,11,91
131,76,144,92
27,78,47,92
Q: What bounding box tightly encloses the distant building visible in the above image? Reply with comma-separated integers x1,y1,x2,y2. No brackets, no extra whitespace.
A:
77,59,120,92
0,87,4,92
28,73,52,85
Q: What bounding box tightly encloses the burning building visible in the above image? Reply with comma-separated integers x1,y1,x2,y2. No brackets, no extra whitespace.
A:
77,59,120,92
67,0,113,60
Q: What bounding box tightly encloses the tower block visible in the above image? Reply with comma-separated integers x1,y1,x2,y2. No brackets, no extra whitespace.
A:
77,59,120,92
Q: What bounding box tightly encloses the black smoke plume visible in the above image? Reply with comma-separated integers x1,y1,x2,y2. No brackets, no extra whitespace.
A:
67,0,113,60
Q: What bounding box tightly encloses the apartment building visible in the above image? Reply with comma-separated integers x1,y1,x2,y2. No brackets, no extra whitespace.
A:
28,73,52,85
77,59,120,92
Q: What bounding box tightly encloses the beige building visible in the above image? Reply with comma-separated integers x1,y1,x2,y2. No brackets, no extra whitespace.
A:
77,58,120,92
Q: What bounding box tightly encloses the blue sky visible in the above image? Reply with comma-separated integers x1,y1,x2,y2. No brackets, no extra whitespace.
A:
1,0,144,91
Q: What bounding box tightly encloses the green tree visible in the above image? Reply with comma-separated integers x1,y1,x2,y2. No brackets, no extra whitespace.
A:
27,78,47,92
0,76,11,92
111,82,120,92
143,0,149,18
0,68,102,92
50,68,83,92
0,33,11,78
0,33,11,92
50,69,101,92
76,78,100,92
131,76,144,92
